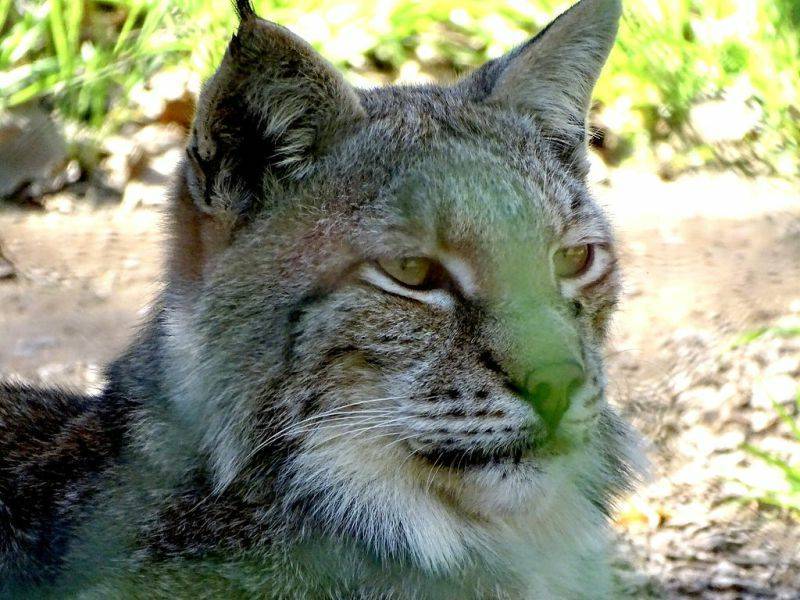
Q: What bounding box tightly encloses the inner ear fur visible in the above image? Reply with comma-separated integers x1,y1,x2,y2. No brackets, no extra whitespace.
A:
460,0,622,176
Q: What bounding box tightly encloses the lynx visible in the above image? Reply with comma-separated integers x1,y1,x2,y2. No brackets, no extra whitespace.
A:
0,0,640,597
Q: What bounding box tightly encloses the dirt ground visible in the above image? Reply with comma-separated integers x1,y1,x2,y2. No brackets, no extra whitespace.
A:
1,167,799,598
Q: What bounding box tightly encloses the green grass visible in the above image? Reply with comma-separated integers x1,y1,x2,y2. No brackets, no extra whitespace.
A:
1,0,181,130
735,324,800,515
603,0,800,174
1,0,799,176
742,391,800,514
732,326,800,349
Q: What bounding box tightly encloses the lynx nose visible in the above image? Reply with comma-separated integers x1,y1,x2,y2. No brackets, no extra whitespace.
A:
520,361,585,432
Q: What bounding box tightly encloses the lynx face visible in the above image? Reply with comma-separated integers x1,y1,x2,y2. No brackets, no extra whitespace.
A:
164,0,637,574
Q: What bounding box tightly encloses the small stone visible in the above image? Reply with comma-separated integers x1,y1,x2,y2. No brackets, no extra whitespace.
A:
674,408,699,430
706,502,741,524
767,356,800,377
130,82,164,121
669,371,694,395
714,428,746,452
755,435,800,461
0,105,68,198
132,123,185,156
122,257,140,270
679,424,719,455
0,260,15,279
42,193,74,213
692,531,743,556
736,461,791,492
148,147,182,179
718,478,750,499
774,314,800,330
749,409,778,433
99,135,145,192
730,548,770,566
673,571,708,595
671,459,710,486
678,386,724,410
102,134,139,160
664,501,710,529
129,69,197,127
0,243,15,280
751,375,799,409
396,60,434,84
711,559,739,578
720,381,750,408
654,141,675,164
14,336,58,357
709,575,769,594
707,451,745,475
120,178,168,212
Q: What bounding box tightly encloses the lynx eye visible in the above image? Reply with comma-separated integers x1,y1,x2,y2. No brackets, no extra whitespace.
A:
377,257,435,288
553,244,593,278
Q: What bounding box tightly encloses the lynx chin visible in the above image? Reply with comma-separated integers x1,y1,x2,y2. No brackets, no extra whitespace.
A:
0,0,642,597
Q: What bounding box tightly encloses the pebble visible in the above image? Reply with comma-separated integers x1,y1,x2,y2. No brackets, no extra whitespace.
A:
751,375,799,409
767,356,800,377
613,319,800,598
714,428,747,452
749,409,779,433
0,257,15,279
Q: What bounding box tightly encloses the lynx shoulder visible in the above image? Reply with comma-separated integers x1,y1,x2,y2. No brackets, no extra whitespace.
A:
1,0,641,597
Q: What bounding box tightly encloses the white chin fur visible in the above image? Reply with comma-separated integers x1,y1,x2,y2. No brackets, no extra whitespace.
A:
450,459,570,516
286,427,607,580
433,441,600,519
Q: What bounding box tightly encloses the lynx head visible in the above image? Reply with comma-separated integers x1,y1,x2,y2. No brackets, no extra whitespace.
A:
163,0,638,572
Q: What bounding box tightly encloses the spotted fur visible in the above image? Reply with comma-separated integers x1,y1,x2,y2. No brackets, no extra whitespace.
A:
1,1,641,597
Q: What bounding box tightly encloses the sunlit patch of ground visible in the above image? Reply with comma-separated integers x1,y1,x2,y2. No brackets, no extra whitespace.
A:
1,168,799,598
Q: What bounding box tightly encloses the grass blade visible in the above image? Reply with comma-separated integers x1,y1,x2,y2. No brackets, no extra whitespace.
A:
743,444,800,488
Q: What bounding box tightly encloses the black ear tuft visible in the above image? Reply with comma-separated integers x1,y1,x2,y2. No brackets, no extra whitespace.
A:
233,0,256,22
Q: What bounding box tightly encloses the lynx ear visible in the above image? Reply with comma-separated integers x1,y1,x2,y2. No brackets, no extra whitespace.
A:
169,4,363,294
185,4,364,219
462,0,621,175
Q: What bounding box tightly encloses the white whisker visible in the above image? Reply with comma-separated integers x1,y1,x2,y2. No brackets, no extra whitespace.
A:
244,410,399,462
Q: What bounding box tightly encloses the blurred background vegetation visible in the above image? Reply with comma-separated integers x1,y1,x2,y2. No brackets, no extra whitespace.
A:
0,0,799,196
1,2,800,591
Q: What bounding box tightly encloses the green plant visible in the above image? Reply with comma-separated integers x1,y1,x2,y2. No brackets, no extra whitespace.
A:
1,0,181,128
1,0,799,176
731,326,800,349
595,0,800,173
742,391,800,514
733,323,800,514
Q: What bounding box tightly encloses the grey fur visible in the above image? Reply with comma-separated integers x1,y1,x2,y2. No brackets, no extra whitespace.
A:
1,1,641,597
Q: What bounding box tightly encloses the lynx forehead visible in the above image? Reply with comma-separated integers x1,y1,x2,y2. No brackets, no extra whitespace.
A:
1,0,640,597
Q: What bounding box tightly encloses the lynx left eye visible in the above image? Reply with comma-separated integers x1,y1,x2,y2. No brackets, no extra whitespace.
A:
377,257,435,288
553,244,593,278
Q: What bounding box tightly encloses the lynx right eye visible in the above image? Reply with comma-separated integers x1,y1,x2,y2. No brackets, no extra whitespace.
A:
553,244,593,278
377,257,435,288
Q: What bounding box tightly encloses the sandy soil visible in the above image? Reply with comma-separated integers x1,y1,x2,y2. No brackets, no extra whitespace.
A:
1,167,799,597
